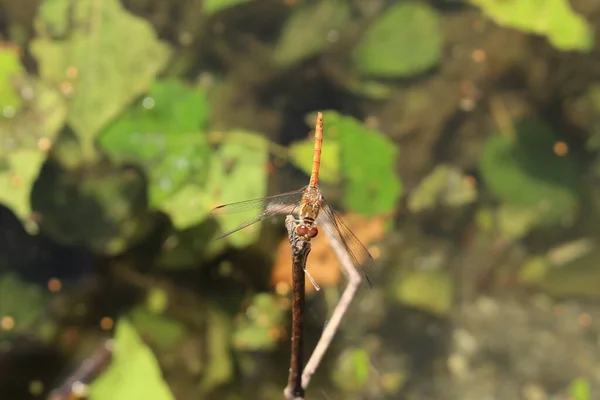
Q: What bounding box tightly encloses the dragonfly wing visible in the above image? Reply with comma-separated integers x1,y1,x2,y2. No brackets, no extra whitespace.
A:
210,190,304,240
317,201,374,287
210,189,304,215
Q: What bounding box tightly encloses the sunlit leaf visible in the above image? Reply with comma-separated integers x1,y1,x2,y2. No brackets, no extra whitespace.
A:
99,79,211,206
289,133,341,185
88,319,175,400
322,111,402,215
480,118,580,224
0,150,46,221
471,0,593,52
204,131,270,247
0,46,25,115
31,0,172,160
353,2,442,77
203,0,252,16
273,0,350,67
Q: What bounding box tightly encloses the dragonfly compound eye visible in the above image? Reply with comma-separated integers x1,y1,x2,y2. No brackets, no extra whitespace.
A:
307,226,318,238
296,225,308,236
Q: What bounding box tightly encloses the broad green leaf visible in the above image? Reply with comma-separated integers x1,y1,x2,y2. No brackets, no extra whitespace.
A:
392,270,453,316
159,131,268,241
31,0,172,160
289,133,341,185
232,293,287,351
322,111,402,215
0,150,46,220
205,131,269,246
331,348,371,391
0,273,52,341
159,184,211,230
0,46,25,115
480,118,580,224
203,0,252,16
471,0,593,52
88,319,175,400
353,2,442,77
273,0,350,67
99,79,211,206
0,79,67,221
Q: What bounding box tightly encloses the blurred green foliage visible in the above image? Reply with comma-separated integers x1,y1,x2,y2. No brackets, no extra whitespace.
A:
353,2,442,78
203,0,252,16
0,0,597,397
480,119,580,228
232,293,287,351
471,0,593,52
0,273,52,341
569,377,592,400
88,319,176,400
273,0,350,68
331,348,370,391
31,0,172,160
392,270,453,316
100,79,211,206
0,47,24,114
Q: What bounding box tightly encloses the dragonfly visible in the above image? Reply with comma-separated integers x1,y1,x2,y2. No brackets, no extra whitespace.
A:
210,112,373,287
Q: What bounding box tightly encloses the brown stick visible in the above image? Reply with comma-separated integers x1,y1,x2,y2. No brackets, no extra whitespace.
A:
284,215,310,400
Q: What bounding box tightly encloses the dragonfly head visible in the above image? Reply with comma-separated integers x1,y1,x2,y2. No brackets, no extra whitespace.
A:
296,224,318,241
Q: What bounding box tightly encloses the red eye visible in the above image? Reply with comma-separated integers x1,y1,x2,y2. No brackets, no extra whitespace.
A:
307,227,318,238
296,225,308,236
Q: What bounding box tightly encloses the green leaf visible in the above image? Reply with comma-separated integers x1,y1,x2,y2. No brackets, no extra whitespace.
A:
322,111,402,215
159,131,268,241
203,0,252,16
31,0,172,160
232,293,287,351
289,134,341,185
273,0,350,68
0,273,52,341
0,46,25,115
0,150,46,221
471,0,593,52
407,165,477,212
99,79,211,206
88,319,175,400
480,118,580,224
353,2,443,77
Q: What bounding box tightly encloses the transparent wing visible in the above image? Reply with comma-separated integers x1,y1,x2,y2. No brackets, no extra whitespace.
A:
210,189,305,240
317,201,374,287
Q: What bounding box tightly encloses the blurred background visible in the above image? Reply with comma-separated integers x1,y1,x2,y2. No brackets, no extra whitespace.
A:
0,0,599,399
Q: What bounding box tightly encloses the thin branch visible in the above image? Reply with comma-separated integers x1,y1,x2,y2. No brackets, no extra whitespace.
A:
284,215,310,400
48,338,114,400
301,216,362,390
